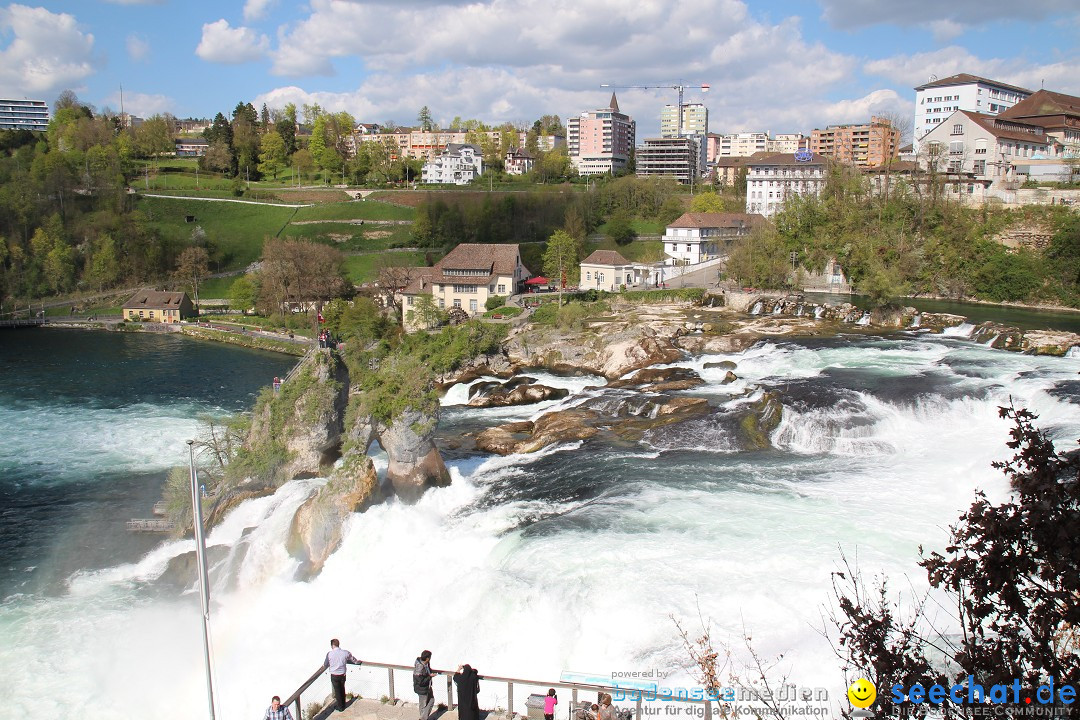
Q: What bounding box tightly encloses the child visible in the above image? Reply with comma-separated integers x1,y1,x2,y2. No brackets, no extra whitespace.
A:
544,688,558,720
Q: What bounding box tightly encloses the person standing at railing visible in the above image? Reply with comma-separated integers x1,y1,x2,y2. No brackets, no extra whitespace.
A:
323,638,362,712
453,665,481,720
413,649,435,720
544,688,558,720
264,695,293,720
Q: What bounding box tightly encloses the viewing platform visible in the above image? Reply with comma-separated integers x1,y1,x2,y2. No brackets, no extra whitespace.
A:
126,518,175,532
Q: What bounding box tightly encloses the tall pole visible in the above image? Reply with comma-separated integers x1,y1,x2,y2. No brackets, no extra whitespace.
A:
188,440,217,720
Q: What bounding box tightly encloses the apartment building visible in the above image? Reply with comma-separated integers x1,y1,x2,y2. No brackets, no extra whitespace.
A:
636,137,699,183
914,74,1032,148
352,128,564,161
999,89,1080,154
712,132,769,158
567,93,635,175
919,110,1054,183
0,99,49,131
767,133,809,154
660,103,708,137
810,116,900,168
745,152,826,217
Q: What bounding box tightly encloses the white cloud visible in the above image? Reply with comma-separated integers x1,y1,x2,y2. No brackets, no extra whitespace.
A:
126,33,150,62
817,0,1075,29
0,4,96,98
865,47,1080,96
195,19,269,64
104,90,174,117
243,0,275,22
102,0,164,5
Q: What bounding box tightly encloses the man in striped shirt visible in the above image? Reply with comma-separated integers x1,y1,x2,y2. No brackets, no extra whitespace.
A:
264,695,293,720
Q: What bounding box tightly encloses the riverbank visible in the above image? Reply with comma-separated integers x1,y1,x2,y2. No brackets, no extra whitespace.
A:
39,318,312,356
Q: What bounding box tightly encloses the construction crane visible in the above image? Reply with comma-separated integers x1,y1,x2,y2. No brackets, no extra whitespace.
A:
599,82,710,137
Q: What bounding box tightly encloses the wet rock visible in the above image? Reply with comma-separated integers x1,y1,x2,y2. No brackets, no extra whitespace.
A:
721,371,738,385
737,391,783,449
468,383,569,408
608,367,705,392
378,406,451,503
154,544,231,592
703,360,737,370
288,452,382,578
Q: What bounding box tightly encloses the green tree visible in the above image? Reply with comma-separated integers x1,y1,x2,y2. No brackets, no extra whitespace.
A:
134,115,174,161
258,132,287,180
606,211,636,246
86,235,120,290
543,229,578,305
227,274,258,312
309,115,328,177
689,191,724,213
418,106,434,132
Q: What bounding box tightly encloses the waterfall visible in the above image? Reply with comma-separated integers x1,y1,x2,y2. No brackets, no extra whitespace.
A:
814,306,824,319
910,314,922,329
750,301,763,315
856,312,871,326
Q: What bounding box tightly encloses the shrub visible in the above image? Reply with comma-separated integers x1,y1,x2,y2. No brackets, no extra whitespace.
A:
485,295,506,311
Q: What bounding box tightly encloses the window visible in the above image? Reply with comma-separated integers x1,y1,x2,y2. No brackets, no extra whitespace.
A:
407,296,414,306
453,299,461,307
438,298,445,308
952,125,963,135
597,272,605,283
586,272,591,281
685,244,691,252
497,284,505,294
469,299,478,313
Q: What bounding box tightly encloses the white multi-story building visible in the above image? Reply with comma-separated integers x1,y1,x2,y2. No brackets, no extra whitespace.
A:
745,152,826,217
663,212,764,266
714,132,769,158
567,94,635,175
914,74,1032,150
767,133,808,154
0,99,49,131
421,143,483,185
636,137,699,183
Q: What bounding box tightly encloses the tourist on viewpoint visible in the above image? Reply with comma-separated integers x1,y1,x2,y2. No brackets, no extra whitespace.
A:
323,638,362,712
264,695,293,720
453,664,481,720
544,688,558,720
414,649,436,720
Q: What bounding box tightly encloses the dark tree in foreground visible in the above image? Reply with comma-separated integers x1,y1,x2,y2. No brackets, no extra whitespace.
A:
827,406,1080,718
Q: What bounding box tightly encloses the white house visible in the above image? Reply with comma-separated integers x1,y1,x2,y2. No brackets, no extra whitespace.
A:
504,147,535,175
745,152,827,217
421,143,483,185
663,212,764,266
918,110,1055,184
580,250,638,292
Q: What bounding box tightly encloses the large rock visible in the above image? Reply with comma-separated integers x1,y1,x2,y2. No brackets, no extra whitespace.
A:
608,367,705,392
466,376,569,408
377,406,451,502
738,391,783,449
288,452,382,578
475,409,600,455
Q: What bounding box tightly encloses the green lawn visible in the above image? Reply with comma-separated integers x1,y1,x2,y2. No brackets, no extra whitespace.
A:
583,237,664,263
343,251,429,283
292,200,416,222
595,218,666,236
197,276,239,299
139,197,298,269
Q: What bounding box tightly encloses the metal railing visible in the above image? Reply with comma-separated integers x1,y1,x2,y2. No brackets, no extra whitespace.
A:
282,658,715,720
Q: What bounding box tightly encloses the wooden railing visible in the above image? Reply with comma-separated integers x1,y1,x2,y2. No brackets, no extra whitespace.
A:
282,657,713,720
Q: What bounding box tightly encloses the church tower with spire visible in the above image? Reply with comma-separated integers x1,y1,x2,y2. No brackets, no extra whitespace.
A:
567,93,636,175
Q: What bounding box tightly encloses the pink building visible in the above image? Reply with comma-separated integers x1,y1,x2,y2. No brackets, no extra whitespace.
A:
567,93,635,175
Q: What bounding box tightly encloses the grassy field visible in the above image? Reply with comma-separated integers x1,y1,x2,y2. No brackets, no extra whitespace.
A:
291,200,416,222
197,276,240,299
583,237,664,263
139,196,299,268
594,218,666,236
342,251,428,283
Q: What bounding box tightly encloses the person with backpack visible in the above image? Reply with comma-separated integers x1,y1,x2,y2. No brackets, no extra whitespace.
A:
413,649,436,720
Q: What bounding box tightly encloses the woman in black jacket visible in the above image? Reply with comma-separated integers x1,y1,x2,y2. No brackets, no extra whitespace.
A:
453,664,481,720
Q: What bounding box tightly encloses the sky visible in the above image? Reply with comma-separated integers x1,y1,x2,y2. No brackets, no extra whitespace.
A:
0,0,1077,139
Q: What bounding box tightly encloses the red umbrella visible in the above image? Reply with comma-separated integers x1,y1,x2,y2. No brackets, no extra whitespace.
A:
525,276,549,285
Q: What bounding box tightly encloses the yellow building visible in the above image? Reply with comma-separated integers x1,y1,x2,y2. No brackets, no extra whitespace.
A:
122,290,195,323
398,244,529,331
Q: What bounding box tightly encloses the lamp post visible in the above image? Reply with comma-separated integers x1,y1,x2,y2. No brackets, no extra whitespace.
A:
187,440,217,720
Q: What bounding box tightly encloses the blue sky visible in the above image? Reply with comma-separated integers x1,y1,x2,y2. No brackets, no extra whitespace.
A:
0,0,1077,138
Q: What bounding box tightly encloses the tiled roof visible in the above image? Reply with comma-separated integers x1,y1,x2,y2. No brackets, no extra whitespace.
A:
668,212,765,229
581,250,631,266
122,289,188,309
431,243,522,283
914,73,1032,94
956,111,1050,145
999,89,1080,123
399,269,434,295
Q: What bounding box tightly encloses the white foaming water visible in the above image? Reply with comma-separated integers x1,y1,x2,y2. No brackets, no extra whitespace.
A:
2,337,1080,719
941,322,975,337
0,401,209,483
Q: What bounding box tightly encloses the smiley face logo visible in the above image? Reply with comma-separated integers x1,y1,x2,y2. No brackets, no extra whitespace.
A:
848,678,876,709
